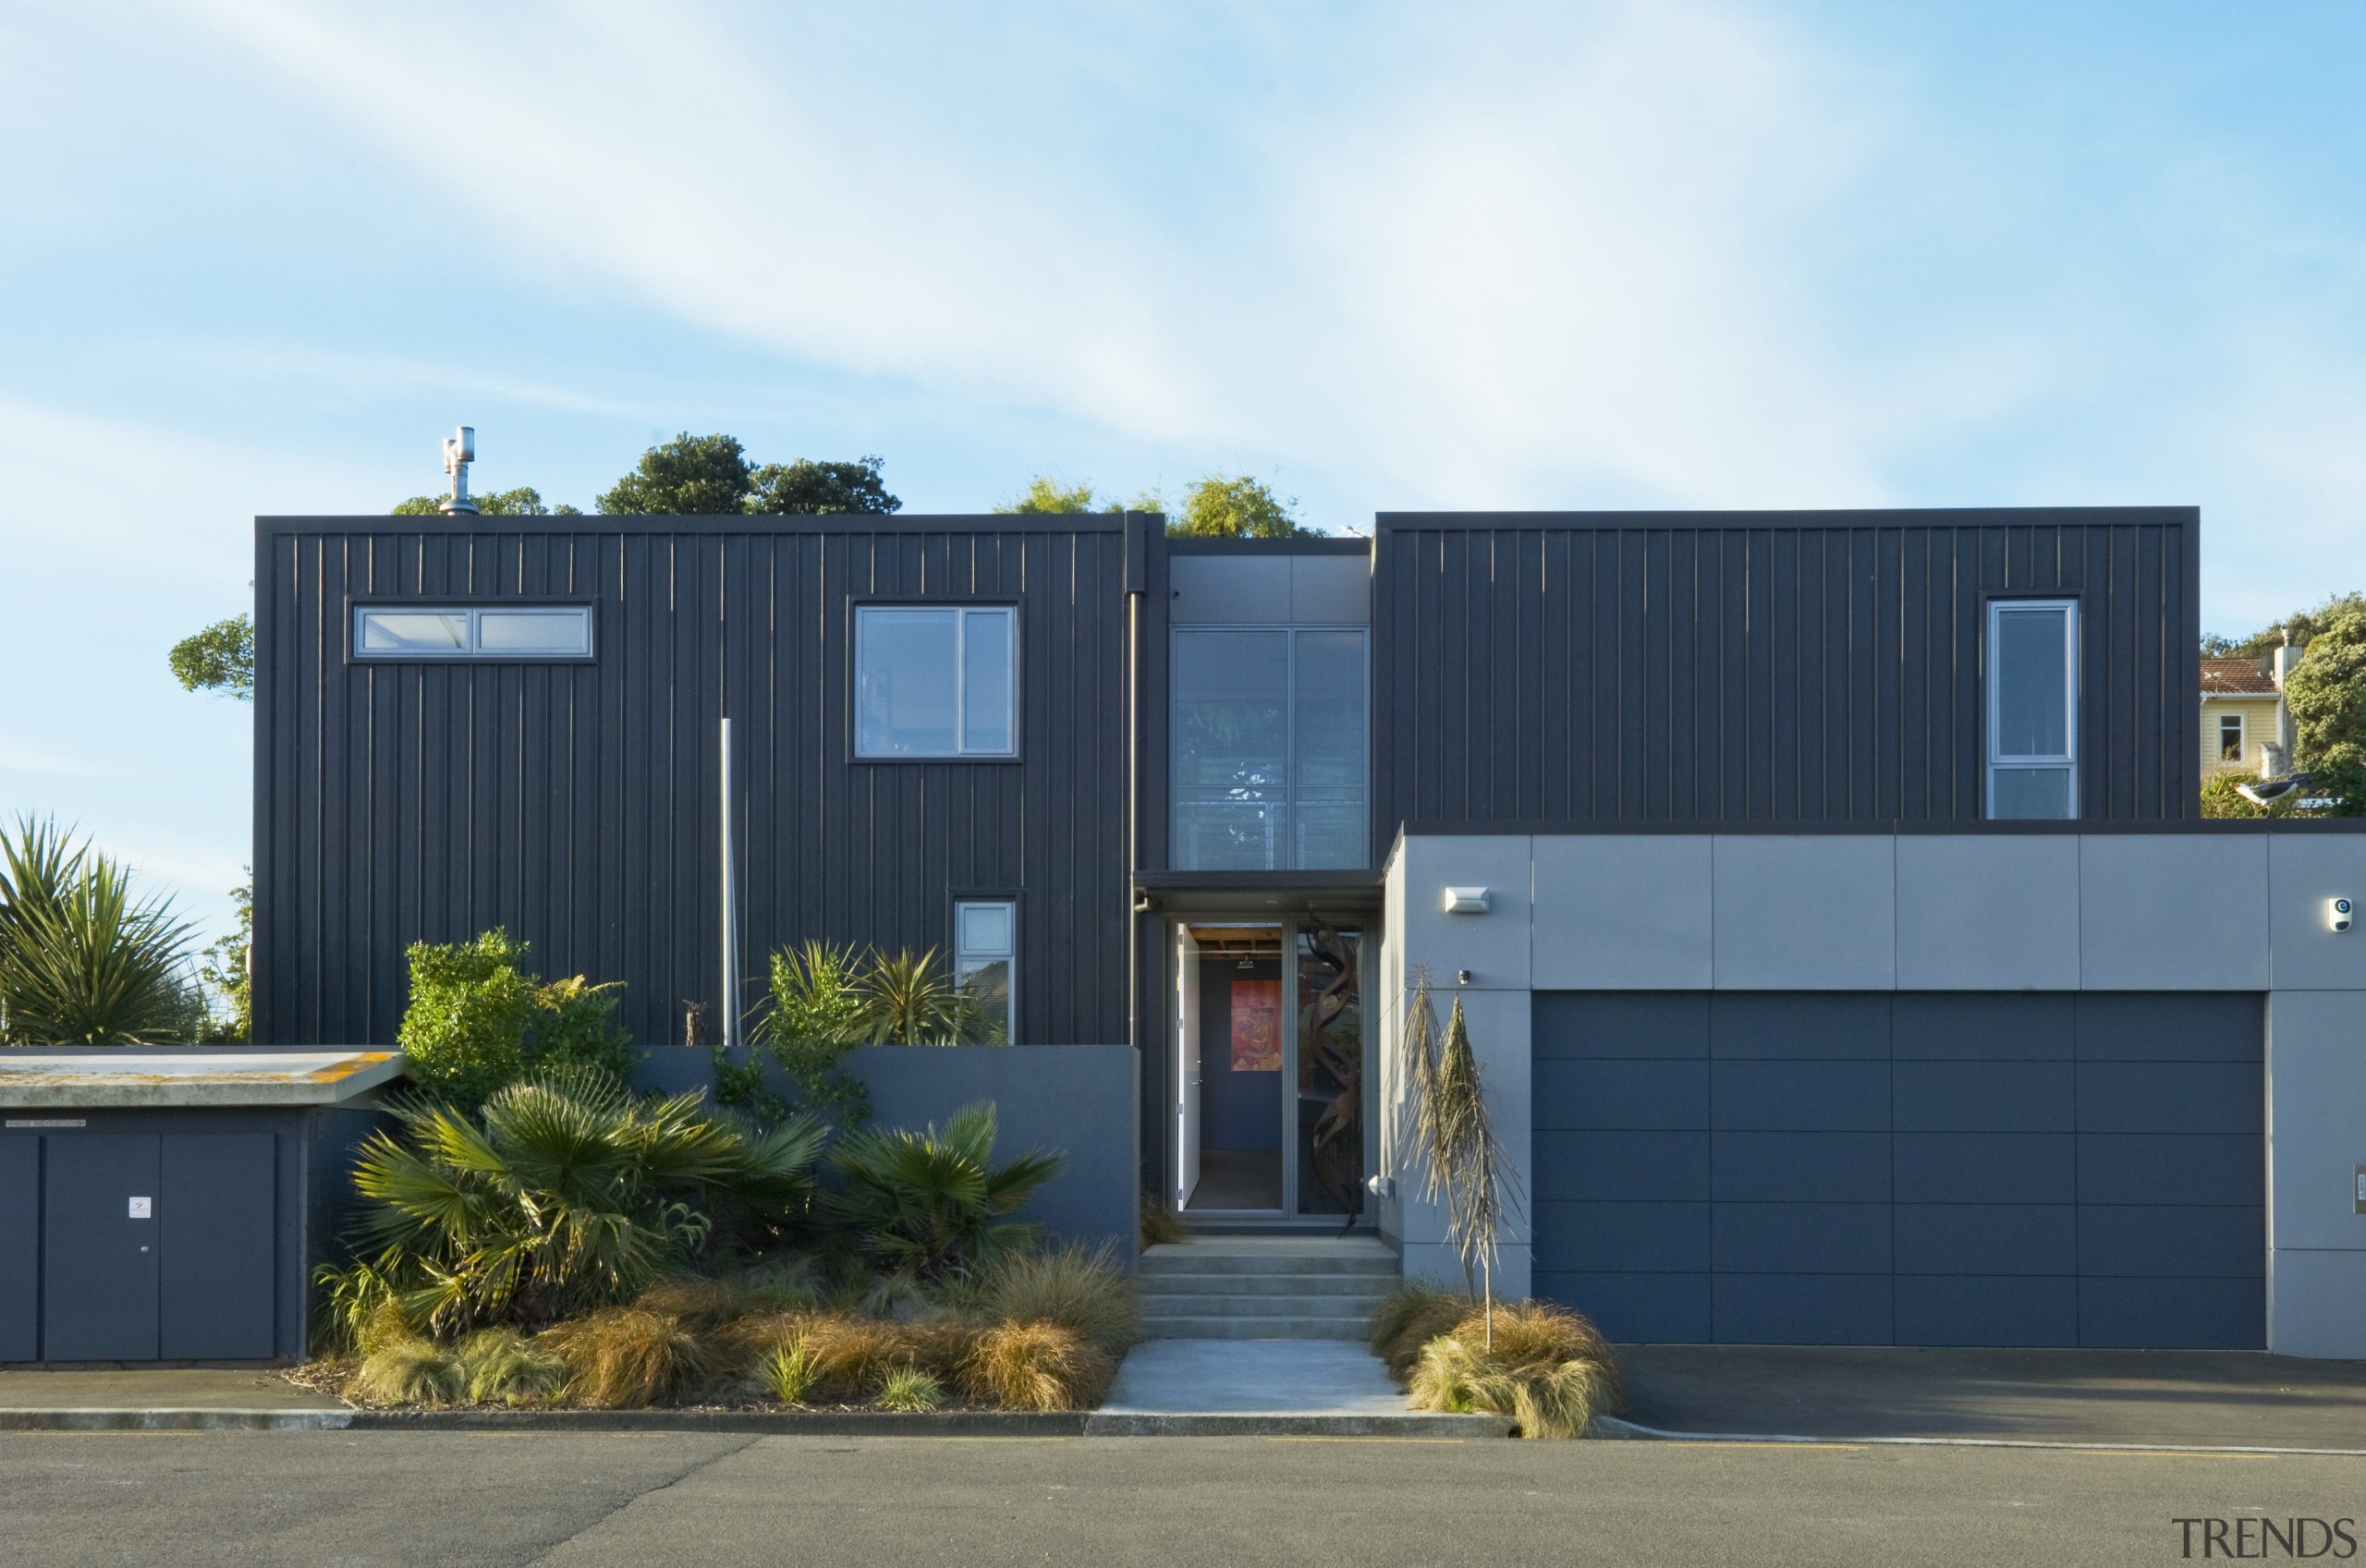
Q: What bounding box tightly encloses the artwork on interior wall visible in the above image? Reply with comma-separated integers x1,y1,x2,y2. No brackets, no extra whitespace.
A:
1230,979,1282,1072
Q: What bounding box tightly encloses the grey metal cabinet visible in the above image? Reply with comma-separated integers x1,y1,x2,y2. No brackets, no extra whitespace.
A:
42,1134,164,1360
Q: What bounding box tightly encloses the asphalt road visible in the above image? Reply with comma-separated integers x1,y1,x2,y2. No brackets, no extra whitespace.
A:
5,1431,2363,1567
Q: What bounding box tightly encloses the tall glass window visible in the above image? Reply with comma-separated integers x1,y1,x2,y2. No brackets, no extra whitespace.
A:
854,607,1016,758
1986,599,2079,820
1172,627,1367,869
953,900,1014,1043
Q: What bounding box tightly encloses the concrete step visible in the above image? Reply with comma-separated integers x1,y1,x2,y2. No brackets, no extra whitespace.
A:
1140,1272,1396,1297
1138,1294,1388,1320
1140,1248,1397,1280
1140,1316,1377,1341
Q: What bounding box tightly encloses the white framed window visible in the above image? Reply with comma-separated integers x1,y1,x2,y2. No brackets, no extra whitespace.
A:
353,604,592,660
2219,712,2244,764
953,899,1015,1044
854,606,1016,758
1986,599,2079,820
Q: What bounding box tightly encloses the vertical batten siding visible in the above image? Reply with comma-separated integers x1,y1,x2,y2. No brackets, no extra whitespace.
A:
253,516,1133,1051
1371,509,2199,848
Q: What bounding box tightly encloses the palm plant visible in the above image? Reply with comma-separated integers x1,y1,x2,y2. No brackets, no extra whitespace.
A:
826,1100,1062,1278
1404,972,1524,1346
0,815,197,1044
323,1067,826,1341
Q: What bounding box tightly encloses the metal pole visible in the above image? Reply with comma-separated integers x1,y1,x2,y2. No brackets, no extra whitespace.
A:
720,717,739,1059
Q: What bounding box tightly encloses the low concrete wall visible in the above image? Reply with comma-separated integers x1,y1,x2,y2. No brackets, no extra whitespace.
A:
636,1043,1139,1258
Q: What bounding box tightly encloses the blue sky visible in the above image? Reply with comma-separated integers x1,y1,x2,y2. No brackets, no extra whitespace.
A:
3,0,2363,949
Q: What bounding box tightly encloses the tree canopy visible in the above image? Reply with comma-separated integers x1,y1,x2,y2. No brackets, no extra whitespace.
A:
167,613,254,700
994,470,1318,537
2283,603,2366,815
594,434,903,516
2201,591,2366,658
392,487,580,517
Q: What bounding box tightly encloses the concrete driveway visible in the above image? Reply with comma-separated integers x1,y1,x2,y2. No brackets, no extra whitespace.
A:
1615,1345,2366,1449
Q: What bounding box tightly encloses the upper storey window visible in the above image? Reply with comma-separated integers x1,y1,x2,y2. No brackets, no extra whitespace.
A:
1986,599,2079,820
1172,626,1367,869
353,605,592,660
855,606,1016,758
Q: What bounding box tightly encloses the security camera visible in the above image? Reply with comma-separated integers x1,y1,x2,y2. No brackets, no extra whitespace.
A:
2332,897,2353,933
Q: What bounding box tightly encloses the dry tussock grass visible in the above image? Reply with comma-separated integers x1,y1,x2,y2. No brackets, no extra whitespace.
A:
1404,1300,1622,1439
958,1322,1116,1412
543,1308,712,1408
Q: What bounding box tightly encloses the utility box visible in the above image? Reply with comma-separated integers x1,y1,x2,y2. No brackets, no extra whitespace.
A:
0,1050,403,1364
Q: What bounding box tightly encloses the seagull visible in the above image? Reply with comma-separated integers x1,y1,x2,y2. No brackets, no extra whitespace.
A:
2238,772,2314,807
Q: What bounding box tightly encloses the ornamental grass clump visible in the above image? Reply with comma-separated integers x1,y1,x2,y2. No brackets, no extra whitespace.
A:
873,1365,946,1412
453,1328,567,1407
958,1322,1115,1412
759,1341,819,1404
1404,1301,1622,1440
349,1336,465,1407
976,1241,1137,1355
1368,1280,1475,1380
543,1307,712,1409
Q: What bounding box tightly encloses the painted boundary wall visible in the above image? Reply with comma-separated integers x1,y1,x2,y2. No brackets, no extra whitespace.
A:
1375,827,2366,1356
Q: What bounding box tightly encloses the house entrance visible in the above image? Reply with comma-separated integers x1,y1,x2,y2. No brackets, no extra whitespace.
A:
1173,918,1367,1219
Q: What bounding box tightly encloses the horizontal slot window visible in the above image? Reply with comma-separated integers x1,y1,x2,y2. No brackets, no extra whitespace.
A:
354,605,592,660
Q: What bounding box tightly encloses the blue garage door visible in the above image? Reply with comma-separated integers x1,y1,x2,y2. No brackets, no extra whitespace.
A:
1531,992,2263,1348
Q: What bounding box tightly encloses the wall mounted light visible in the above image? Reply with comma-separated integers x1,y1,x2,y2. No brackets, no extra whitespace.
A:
2331,897,2352,933
1443,886,1490,914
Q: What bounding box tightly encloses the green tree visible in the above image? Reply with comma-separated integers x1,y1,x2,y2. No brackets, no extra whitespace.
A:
2285,604,2366,814
168,614,254,700
748,456,900,515
2201,591,2366,658
1170,472,1316,539
596,432,755,515
198,878,252,1042
392,487,581,517
994,476,1149,515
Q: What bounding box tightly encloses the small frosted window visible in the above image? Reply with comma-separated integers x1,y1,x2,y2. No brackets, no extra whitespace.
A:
354,606,592,660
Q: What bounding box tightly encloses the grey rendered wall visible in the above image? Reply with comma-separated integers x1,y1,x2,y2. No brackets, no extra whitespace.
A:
1370,509,2201,844
252,515,1144,1051
1384,827,2366,1356
848,1045,1139,1258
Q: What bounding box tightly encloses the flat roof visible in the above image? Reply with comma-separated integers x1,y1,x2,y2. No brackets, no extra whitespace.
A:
0,1051,406,1110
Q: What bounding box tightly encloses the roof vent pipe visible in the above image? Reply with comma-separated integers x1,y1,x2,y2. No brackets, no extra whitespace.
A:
440,426,479,515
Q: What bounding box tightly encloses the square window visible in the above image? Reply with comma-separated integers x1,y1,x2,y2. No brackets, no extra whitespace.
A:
855,607,1016,758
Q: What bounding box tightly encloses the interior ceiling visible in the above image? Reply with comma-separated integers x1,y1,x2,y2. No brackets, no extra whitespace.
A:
1185,925,1286,958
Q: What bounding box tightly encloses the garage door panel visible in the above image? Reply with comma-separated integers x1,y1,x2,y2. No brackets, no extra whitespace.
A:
1714,1275,1892,1345
1533,993,1708,1058
1894,1062,2074,1132
2076,993,2262,1061
1895,1134,2077,1205
1895,1205,2077,1276
1711,1062,1889,1131
1533,1201,1710,1272
1714,1203,1891,1274
2078,1135,2262,1205
1537,1273,1712,1343
1893,994,2075,1061
2076,1063,2262,1134
1896,1277,2079,1346
1533,1131,1708,1202
1534,1060,1707,1130
2080,1278,2263,1350
2078,1206,2263,1280
1708,993,1891,1059
1713,1132,1891,1203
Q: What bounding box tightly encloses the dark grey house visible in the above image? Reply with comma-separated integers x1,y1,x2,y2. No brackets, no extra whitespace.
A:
246,503,2366,1357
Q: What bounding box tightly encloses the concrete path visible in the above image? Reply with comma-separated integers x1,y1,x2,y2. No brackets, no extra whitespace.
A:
0,1367,341,1411
1103,1338,1414,1416
1618,1344,2366,1450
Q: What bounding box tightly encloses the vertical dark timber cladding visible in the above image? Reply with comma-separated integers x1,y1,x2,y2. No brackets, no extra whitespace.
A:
254,515,1131,1051
1368,510,2198,838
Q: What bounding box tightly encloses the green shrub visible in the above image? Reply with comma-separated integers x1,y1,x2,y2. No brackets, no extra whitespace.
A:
0,815,199,1044
734,942,1011,1127
335,1068,825,1337
396,930,634,1107
826,1101,1062,1278
760,1341,818,1404
873,1364,945,1412
1403,1301,1623,1439
977,1242,1136,1355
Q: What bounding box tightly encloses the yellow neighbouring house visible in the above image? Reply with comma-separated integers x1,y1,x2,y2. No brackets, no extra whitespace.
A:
2200,639,2301,779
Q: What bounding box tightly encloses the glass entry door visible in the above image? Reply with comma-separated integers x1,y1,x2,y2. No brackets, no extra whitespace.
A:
1174,918,1368,1220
